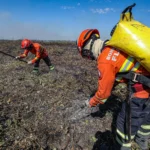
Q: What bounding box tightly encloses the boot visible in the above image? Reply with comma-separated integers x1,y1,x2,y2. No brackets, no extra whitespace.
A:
32,67,39,75
99,144,118,150
49,65,54,71
99,144,110,150
99,143,129,150
135,133,149,150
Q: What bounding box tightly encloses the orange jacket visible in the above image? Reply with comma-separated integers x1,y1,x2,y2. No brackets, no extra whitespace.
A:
20,43,48,63
90,46,150,107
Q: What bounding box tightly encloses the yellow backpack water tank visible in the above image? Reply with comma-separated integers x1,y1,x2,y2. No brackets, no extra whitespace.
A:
106,10,150,72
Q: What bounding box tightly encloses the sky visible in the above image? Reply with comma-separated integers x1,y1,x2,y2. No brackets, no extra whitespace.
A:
0,0,150,41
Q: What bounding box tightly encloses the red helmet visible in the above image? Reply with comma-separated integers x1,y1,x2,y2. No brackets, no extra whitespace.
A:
21,39,33,49
77,29,100,49
76,29,100,59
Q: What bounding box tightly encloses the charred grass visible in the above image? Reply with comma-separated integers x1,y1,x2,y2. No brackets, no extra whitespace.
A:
0,40,148,150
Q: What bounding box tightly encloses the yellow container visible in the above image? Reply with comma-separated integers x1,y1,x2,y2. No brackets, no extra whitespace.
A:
106,12,150,72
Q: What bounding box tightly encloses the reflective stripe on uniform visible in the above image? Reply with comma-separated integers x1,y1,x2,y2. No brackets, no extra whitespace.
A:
32,70,39,72
137,130,150,136
119,56,135,72
131,62,140,71
116,136,131,147
95,96,107,103
141,125,150,130
116,76,123,82
116,129,135,140
34,57,39,60
33,67,39,70
32,57,39,63
116,56,135,81
101,99,107,103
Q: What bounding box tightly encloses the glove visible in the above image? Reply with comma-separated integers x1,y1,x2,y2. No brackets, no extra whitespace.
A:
27,61,32,65
79,99,90,109
15,56,20,59
85,99,90,107
90,105,100,115
80,99,100,115
80,96,99,108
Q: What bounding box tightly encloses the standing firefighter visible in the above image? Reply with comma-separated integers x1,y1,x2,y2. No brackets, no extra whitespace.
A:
16,39,54,74
76,29,150,150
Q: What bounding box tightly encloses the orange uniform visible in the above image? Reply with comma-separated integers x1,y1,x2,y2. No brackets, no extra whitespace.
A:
20,43,48,64
90,46,150,106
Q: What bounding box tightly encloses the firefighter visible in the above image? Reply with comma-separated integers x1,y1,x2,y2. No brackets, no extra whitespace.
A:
16,39,54,74
76,29,150,150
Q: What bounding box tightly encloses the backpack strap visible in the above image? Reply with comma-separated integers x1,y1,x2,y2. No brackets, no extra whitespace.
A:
118,71,150,143
117,71,150,88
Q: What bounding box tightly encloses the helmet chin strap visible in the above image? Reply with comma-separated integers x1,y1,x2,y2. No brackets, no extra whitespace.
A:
81,49,95,60
82,34,100,60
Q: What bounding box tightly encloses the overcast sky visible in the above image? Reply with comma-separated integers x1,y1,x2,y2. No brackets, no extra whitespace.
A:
0,0,150,40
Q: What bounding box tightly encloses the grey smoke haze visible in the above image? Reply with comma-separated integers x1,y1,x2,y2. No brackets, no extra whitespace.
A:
0,11,110,41
0,11,77,40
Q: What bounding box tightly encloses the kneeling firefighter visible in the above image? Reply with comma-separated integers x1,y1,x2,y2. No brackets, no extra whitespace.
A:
76,29,150,150
16,39,54,74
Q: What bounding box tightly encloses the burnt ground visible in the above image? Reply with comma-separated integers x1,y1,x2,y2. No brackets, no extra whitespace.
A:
0,40,149,150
